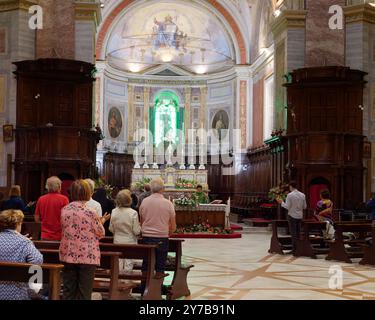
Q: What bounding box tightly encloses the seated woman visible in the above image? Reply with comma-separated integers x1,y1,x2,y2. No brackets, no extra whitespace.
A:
1,185,32,213
314,189,334,223
314,190,335,239
0,210,43,300
109,189,141,273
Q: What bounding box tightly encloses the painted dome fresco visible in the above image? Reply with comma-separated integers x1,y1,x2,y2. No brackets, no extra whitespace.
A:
105,1,235,74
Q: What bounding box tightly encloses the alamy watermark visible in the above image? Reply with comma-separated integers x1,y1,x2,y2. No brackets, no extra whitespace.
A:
328,265,343,290
28,265,43,294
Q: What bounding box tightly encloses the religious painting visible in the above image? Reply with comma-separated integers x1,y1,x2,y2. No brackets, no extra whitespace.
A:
152,91,182,147
152,15,187,52
364,141,371,159
212,110,229,141
108,107,123,139
3,124,13,142
107,2,233,74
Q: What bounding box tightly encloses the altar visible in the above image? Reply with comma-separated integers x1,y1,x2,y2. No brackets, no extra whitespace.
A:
175,204,228,228
132,167,209,197
132,167,229,227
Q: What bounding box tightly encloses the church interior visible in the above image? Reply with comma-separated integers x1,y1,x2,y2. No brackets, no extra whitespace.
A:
0,0,375,301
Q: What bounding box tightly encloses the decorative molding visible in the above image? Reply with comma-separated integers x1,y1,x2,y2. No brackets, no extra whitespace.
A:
344,3,375,25
271,10,307,39
0,0,37,12
75,2,102,30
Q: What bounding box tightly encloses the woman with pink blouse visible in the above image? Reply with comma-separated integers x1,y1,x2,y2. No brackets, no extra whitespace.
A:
59,180,110,300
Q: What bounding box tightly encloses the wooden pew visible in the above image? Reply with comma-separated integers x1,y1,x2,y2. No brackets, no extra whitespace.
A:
0,261,63,300
326,223,373,263
295,221,329,259
38,248,135,300
21,222,41,240
165,239,194,300
33,241,164,300
268,220,292,254
99,243,165,300
359,226,375,266
100,237,194,300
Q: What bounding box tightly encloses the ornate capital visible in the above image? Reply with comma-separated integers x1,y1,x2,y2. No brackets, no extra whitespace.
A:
344,3,375,25
271,10,307,39
0,0,37,12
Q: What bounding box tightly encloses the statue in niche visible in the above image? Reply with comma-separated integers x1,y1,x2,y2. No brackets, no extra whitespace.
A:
212,110,229,141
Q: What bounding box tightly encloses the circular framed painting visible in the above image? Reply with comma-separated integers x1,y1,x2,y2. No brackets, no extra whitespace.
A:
108,107,123,139
212,110,229,140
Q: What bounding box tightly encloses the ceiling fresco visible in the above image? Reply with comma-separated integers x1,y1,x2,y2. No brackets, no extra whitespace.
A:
106,1,235,74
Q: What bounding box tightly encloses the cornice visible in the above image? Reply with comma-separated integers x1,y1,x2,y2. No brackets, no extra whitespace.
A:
344,3,375,25
75,1,102,29
271,10,307,39
0,0,37,12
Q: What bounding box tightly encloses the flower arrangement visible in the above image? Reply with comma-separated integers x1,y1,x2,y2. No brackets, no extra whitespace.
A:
175,178,197,189
175,223,233,235
174,196,197,209
134,177,152,191
268,183,289,202
94,177,115,200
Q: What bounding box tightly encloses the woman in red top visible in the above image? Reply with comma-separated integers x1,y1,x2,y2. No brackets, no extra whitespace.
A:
59,180,110,300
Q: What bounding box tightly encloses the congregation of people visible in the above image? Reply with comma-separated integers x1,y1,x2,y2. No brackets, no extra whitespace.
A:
0,177,176,300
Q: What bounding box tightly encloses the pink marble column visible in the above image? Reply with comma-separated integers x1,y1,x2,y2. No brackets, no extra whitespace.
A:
36,0,75,59
306,0,345,67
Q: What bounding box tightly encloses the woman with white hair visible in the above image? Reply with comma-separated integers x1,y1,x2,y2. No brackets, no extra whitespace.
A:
84,179,103,217
34,176,69,241
109,189,141,272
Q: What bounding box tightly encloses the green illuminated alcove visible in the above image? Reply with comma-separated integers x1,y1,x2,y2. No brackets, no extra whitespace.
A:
149,90,184,147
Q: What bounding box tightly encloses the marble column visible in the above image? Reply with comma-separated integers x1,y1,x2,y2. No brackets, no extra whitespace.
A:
305,0,345,67
143,86,150,130
271,9,307,131
128,85,135,142
344,3,375,195
36,0,75,59
199,87,208,130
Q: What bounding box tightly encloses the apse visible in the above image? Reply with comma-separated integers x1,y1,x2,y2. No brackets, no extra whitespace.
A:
105,1,235,75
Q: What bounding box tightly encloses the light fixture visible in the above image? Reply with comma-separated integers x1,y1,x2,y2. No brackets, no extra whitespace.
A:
128,63,142,73
195,65,207,74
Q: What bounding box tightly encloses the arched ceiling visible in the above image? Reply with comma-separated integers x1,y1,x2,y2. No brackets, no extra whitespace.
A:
97,0,252,74
105,1,234,74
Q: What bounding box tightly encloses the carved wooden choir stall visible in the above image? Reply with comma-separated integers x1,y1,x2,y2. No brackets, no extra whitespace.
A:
14,59,100,201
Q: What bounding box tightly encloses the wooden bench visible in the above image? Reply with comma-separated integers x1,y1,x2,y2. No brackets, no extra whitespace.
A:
326,223,373,263
21,222,41,240
38,248,135,300
100,237,194,300
295,221,329,259
0,261,63,300
268,220,292,254
359,226,375,266
33,240,164,300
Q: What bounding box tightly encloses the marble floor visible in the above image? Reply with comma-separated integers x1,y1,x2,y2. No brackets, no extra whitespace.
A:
179,231,375,300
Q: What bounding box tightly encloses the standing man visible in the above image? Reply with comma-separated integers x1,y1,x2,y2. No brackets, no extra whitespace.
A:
35,176,69,241
277,181,307,256
139,178,176,278
137,184,152,209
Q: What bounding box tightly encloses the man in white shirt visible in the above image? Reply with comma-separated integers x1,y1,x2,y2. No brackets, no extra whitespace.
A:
277,181,307,255
85,179,103,217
